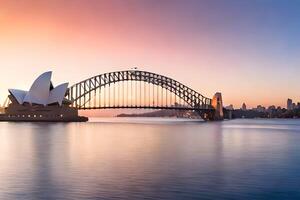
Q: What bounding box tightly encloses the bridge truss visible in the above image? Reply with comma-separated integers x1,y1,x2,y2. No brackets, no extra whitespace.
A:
66,70,214,113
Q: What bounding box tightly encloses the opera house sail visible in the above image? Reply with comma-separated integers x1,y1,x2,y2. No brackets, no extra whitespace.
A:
0,71,88,122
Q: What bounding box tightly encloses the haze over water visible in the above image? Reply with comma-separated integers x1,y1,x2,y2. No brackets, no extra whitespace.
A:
0,118,299,200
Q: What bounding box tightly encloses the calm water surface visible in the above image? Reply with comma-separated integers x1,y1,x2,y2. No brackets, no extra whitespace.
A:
0,118,299,200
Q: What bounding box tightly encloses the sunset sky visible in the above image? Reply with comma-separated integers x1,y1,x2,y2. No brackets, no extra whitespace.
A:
1,0,300,109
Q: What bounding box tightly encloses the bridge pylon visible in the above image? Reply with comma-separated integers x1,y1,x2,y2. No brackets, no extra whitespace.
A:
211,92,224,120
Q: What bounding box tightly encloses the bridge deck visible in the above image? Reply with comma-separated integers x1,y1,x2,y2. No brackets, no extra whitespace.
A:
77,106,214,111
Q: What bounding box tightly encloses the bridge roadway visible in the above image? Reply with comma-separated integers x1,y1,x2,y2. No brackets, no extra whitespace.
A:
79,105,214,110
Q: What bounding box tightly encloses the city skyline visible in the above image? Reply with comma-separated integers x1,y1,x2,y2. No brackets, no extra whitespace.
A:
1,0,300,108
233,97,300,110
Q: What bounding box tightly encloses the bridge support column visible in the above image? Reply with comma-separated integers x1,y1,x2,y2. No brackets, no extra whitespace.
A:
211,92,224,120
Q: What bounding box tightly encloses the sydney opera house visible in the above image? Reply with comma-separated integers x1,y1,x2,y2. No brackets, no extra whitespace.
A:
0,72,88,122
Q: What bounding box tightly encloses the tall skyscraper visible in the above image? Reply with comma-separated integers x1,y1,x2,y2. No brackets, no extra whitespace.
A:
287,98,293,110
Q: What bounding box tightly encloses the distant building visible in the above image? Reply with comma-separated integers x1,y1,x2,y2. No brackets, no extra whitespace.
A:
241,103,247,111
255,105,266,112
292,103,296,110
287,98,293,110
268,105,276,110
267,106,276,115
225,104,234,110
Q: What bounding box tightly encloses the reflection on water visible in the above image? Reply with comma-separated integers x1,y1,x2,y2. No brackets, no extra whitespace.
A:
0,118,300,200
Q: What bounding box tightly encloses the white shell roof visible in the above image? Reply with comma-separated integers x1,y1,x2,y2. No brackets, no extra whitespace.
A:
8,89,27,104
48,83,69,106
9,71,68,106
23,71,52,105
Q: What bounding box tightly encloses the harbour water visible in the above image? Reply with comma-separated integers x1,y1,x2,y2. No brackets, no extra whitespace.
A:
0,118,299,200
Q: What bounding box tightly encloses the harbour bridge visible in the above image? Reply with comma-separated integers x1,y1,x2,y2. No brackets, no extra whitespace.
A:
66,70,224,121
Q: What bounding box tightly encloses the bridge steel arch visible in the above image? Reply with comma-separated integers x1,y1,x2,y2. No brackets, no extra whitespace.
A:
66,70,216,119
